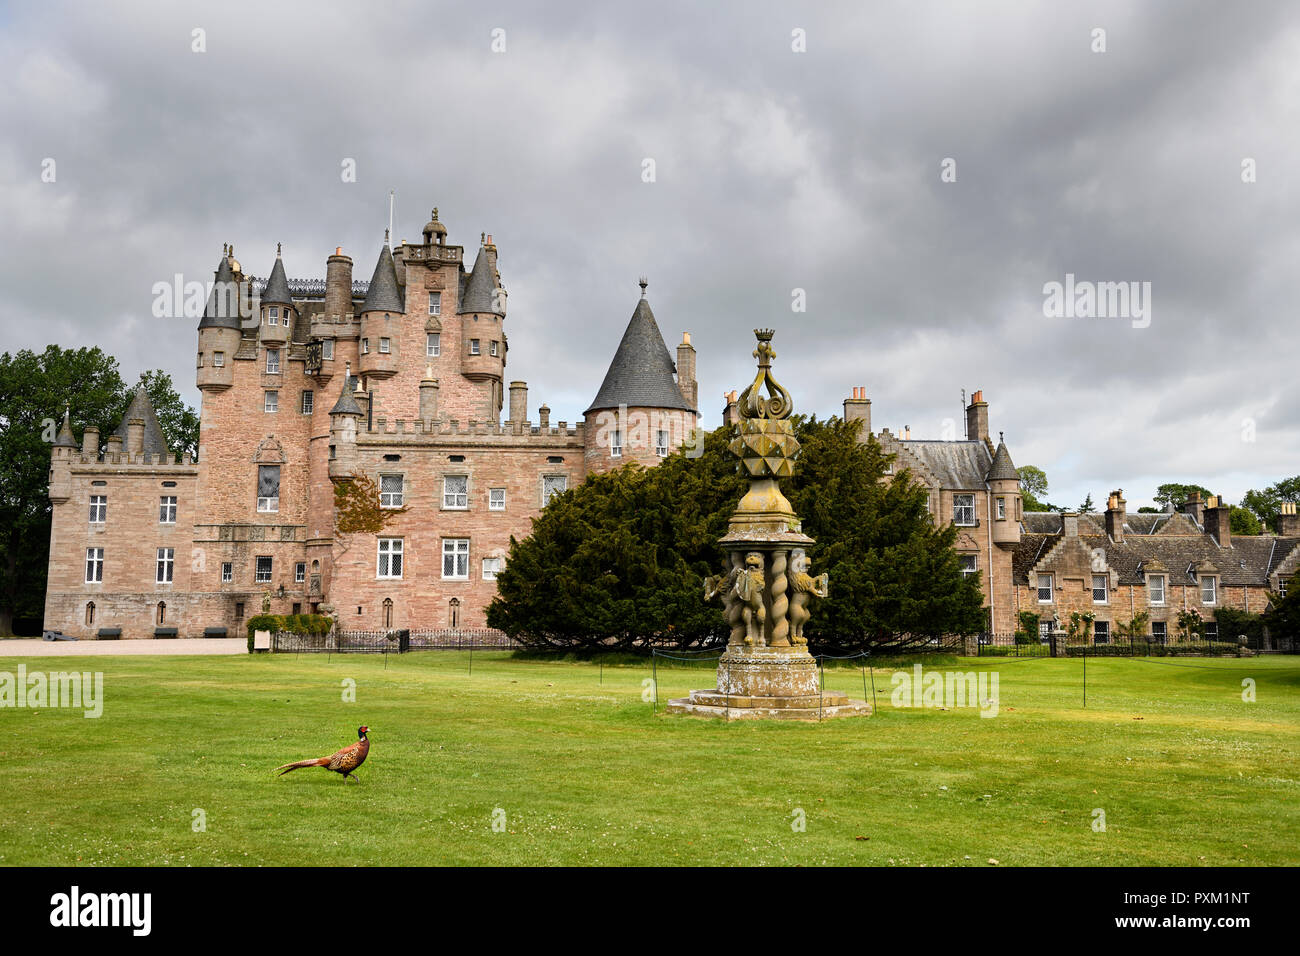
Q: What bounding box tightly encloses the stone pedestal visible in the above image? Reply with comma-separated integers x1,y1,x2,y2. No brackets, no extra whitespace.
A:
667,645,872,721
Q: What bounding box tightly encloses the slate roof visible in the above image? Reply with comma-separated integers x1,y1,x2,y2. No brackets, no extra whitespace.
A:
360,242,404,314
198,254,242,330
260,251,292,306
1012,531,1300,588
329,375,363,416
53,407,77,447
584,295,695,415
458,247,501,315
898,440,992,489
986,441,1018,481
112,387,169,458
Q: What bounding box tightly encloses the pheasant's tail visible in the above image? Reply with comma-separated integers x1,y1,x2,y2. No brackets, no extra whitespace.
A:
273,757,330,776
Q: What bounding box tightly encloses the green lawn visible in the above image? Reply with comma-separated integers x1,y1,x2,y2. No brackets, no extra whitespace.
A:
2,651,1297,866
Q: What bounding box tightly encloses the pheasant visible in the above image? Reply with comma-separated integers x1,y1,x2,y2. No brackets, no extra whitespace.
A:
274,726,370,783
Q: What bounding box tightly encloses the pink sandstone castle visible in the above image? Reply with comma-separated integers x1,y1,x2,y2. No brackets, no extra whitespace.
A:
44,209,698,638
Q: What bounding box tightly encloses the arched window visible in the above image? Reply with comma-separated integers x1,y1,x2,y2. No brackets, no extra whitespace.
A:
157,601,166,625
311,560,320,573
382,598,393,628
448,598,460,628
85,602,95,626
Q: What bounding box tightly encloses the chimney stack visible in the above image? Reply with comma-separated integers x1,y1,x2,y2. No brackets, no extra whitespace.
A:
723,390,740,427
1204,495,1231,548
1278,501,1300,535
509,381,528,425
325,248,353,323
843,386,871,440
966,389,989,443
81,426,99,459
1180,490,1206,527
1105,489,1126,543
539,404,550,429
126,418,145,457
1062,511,1080,538
676,332,697,410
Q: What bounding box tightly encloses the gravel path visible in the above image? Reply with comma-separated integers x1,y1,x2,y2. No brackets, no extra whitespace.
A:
0,638,247,657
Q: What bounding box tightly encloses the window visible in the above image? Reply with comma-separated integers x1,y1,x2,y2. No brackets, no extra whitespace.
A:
442,539,469,579
379,337,391,354
382,598,394,628
321,339,334,360
959,554,977,579
1281,577,1290,598
1152,621,1167,644
1037,573,1054,603
1092,574,1108,603
221,562,233,583
1205,622,1219,641
1038,621,1052,643
1201,576,1217,605
235,602,245,621
469,339,481,355
380,475,404,509
443,475,468,509
482,556,504,580
255,555,273,583
157,601,166,625
85,602,95,626
377,538,403,579
301,390,314,415
266,348,280,373
996,497,1006,519
257,465,281,512
295,562,306,584
160,496,177,524
542,475,567,506
156,547,174,584
89,495,107,523
656,429,669,457
610,429,623,458
953,494,976,526
85,548,104,583
1148,575,1166,606
264,390,278,413
426,332,441,356
362,338,370,354
212,351,225,367
489,340,498,357
268,306,279,323
197,352,204,368
428,291,441,315
1094,620,1110,644
489,488,506,511
448,598,460,628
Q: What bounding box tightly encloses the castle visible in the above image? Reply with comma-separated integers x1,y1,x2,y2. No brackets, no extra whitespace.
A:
44,210,698,638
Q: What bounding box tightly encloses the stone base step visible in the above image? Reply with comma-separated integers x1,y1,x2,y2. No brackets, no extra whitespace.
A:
665,691,872,721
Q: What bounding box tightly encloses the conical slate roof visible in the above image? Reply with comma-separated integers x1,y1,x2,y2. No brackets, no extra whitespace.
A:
986,440,1018,481
113,386,169,458
458,247,501,314
584,293,695,415
198,253,241,330
329,373,363,416
260,247,292,306
53,406,77,447
361,241,403,314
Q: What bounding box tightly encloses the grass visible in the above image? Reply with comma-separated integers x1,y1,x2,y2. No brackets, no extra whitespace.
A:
2,650,1298,866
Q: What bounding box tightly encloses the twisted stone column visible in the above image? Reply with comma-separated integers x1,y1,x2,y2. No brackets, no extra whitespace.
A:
725,551,746,646
768,548,790,647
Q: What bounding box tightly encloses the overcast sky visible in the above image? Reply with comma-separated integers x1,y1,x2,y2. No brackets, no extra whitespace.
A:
2,0,1297,509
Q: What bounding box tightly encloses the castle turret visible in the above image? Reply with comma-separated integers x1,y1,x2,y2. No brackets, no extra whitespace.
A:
422,208,448,246
196,249,241,391
50,405,77,503
458,242,506,405
357,234,402,379
328,365,363,480
986,435,1021,546
259,244,293,346
583,279,698,475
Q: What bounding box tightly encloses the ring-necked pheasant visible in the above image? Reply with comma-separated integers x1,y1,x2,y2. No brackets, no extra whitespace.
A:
273,726,370,783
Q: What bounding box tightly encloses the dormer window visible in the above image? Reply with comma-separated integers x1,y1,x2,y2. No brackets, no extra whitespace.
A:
953,494,976,526
1201,575,1217,606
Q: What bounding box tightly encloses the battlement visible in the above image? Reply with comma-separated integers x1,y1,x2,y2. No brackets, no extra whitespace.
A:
63,450,197,469
355,417,585,444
